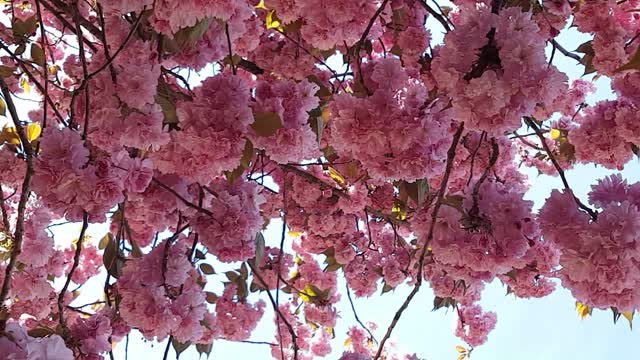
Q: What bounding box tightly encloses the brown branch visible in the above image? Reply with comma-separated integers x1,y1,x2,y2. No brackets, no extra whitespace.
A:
34,0,50,131
151,178,217,219
0,79,36,330
87,11,144,80
354,0,390,92
468,138,499,218
345,281,377,344
523,117,598,220
95,3,118,83
38,0,99,52
0,42,68,126
248,262,299,360
0,185,11,232
374,122,465,359
419,0,452,32
549,39,581,62
57,211,89,334
72,0,90,139
225,23,237,75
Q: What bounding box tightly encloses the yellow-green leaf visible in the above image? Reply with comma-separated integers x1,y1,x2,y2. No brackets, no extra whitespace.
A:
30,44,45,67
251,111,283,137
327,166,346,185
255,0,268,9
615,46,640,73
265,10,283,31
200,263,215,275
299,284,318,303
0,97,5,117
19,76,30,94
576,301,591,320
26,123,41,142
457,354,467,360
455,346,467,353
0,66,16,78
549,128,561,140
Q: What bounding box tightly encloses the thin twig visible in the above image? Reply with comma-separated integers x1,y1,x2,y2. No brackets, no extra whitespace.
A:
249,262,299,360
523,117,598,220
345,280,378,344
550,39,582,62
374,122,465,359
57,211,89,334
0,80,36,330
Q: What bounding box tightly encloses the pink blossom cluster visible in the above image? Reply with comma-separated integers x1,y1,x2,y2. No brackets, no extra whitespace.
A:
454,305,497,347
572,99,640,169
0,321,73,359
117,236,209,342
191,179,265,262
539,175,640,311
431,6,567,134
329,58,453,182
249,78,321,163
152,75,254,183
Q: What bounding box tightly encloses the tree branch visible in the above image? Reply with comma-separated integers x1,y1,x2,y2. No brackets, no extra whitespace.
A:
374,122,465,359
57,211,89,334
0,79,36,330
523,117,598,220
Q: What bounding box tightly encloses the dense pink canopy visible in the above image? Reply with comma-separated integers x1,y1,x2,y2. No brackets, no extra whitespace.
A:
0,0,639,359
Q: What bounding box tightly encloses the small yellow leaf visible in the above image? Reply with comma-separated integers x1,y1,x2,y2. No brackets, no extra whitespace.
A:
576,301,591,320
294,254,303,265
48,65,60,75
266,10,284,31
26,123,41,142
327,167,345,185
2,126,21,145
321,107,330,123
455,346,467,353
549,128,561,140
343,338,352,348
288,231,302,237
299,284,317,303
19,76,30,94
255,0,268,9
457,354,467,360
391,204,407,221
0,97,5,116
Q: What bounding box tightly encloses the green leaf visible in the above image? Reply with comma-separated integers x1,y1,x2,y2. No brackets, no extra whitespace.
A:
205,291,218,304
171,339,192,356
615,45,640,73
200,263,215,275
631,143,640,158
196,342,213,358
381,282,394,294
27,327,56,338
240,140,254,168
30,44,45,67
12,16,38,38
103,233,124,278
0,66,16,78
254,232,265,266
98,233,110,250
251,111,283,137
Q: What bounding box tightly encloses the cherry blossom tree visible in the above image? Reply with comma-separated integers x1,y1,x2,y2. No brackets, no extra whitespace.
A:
0,0,639,359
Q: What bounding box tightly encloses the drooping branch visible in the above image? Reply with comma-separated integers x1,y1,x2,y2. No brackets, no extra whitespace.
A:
248,262,299,360
0,42,68,125
374,122,465,359
57,211,89,334
523,117,598,220
0,79,36,330
418,0,452,32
